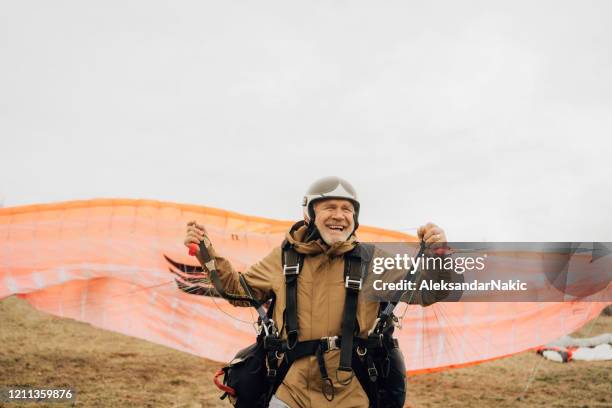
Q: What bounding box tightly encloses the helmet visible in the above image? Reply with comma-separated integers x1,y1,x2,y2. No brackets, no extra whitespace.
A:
302,176,360,229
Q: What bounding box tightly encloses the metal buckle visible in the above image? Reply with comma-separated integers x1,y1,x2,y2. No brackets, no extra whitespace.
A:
392,314,402,330
322,336,339,352
262,319,276,337
345,276,362,290
204,260,216,271
283,264,300,276
368,366,378,377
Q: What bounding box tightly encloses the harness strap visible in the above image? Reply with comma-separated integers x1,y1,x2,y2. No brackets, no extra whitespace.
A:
316,346,334,401
282,240,303,349
264,335,398,355
198,241,254,303
238,274,271,325
338,246,365,374
255,334,399,405
281,242,376,394
373,240,426,336
366,354,378,382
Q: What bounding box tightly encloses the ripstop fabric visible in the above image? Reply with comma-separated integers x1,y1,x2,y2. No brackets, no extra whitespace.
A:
0,199,609,374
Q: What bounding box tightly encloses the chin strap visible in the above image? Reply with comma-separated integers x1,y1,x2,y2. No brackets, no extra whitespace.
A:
303,220,322,242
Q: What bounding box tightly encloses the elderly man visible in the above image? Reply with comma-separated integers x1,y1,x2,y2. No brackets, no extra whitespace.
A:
184,176,449,408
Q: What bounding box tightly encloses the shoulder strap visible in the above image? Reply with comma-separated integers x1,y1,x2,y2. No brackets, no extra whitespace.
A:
338,243,371,375
282,239,303,349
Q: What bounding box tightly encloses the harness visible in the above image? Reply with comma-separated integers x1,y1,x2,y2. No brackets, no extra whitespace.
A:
266,239,424,405
261,239,372,401
207,237,426,407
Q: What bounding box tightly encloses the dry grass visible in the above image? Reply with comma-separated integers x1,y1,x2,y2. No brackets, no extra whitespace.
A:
0,296,610,408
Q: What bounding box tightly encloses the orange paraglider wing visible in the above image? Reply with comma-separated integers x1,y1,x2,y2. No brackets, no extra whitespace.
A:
0,199,609,373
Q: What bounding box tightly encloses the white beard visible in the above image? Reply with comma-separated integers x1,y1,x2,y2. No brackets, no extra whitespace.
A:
318,227,351,245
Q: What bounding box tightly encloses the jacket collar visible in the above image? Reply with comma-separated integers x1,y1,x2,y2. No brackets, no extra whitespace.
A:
285,221,357,257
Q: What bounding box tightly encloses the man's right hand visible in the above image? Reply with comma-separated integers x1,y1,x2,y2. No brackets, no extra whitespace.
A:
184,220,208,256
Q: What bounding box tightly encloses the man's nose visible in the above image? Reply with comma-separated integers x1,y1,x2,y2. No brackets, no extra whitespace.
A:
330,209,344,219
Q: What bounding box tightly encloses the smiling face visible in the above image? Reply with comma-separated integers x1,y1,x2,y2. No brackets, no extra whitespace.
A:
312,198,356,245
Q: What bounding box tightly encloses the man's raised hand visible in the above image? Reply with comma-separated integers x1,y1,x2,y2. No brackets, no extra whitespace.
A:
417,222,447,248
184,220,208,256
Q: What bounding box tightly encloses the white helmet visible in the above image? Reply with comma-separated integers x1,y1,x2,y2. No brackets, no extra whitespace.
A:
302,176,360,228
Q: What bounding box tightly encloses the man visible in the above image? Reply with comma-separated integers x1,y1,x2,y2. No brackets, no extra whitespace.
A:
184,176,449,408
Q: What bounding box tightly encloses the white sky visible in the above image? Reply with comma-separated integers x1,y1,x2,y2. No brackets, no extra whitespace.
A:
1,1,611,241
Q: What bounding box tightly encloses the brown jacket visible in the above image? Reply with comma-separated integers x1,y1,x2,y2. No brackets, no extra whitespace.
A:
201,224,448,408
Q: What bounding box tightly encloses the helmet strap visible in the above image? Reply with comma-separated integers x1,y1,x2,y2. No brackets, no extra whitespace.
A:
304,218,322,242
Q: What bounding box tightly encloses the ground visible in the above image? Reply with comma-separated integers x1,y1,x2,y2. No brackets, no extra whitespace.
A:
0,297,610,408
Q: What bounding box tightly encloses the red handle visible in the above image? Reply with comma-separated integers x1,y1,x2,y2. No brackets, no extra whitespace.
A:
434,247,450,256
213,369,236,396
188,243,198,256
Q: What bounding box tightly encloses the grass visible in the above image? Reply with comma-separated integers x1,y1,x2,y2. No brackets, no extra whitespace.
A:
1,296,610,407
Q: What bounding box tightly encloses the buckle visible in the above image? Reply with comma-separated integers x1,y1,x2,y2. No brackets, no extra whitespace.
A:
283,264,300,276
368,366,378,377
204,260,216,271
262,319,277,337
267,368,277,378
392,314,402,330
322,336,339,352
345,276,362,290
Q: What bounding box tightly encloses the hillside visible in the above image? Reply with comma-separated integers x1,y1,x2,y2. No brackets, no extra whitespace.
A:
1,296,610,407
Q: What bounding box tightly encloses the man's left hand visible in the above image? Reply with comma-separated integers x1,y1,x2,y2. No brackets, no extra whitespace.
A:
417,223,447,247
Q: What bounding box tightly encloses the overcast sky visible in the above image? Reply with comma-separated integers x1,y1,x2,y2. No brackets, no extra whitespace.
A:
1,1,611,241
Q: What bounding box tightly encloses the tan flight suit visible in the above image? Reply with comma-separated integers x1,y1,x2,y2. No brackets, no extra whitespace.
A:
200,224,448,408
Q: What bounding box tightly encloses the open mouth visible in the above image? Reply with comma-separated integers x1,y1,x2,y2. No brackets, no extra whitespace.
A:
326,225,346,232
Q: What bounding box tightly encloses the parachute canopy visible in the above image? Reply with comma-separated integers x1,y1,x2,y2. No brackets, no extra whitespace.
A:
0,199,609,373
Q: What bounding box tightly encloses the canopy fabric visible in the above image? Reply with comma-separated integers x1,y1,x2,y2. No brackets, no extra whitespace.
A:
1,199,609,373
